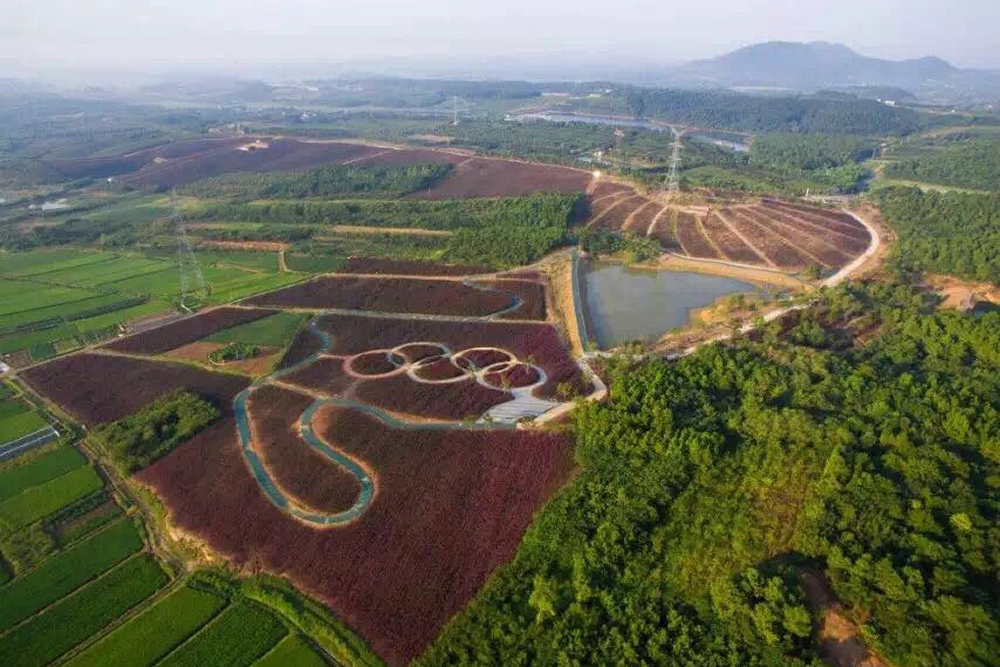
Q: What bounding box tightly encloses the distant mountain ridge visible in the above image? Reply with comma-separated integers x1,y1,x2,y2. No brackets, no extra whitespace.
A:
666,41,999,104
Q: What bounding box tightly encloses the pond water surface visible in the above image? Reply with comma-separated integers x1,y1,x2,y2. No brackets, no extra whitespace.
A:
583,261,767,348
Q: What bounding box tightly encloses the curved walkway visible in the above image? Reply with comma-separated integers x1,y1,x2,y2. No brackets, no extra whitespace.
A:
231,290,596,526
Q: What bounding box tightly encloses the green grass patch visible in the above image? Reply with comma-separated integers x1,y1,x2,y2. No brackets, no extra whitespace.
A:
55,500,123,547
284,253,346,273
0,322,78,354
254,634,329,667
0,409,48,443
93,391,219,474
64,584,227,667
205,312,307,347
0,398,29,420
0,518,142,631
0,555,168,667
0,445,86,501
0,465,102,532
157,599,288,667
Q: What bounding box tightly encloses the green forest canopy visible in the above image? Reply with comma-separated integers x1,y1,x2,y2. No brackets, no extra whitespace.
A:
418,282,998,667
878,187,1000,284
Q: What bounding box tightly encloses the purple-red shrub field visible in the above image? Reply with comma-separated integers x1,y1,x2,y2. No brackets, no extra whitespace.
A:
136,405,574,665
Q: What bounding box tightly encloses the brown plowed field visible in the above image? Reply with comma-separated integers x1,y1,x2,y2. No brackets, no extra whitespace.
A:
590,196,647,232
21,353,248,427
674,212,721,259
751,205,870,256
244,276,513,316
701,213,766,264
742,208,854,267
136,406,573,666
726,210,813,268
621,201,662,235
105,307,275,355
411,157,591,200
249,385,362,514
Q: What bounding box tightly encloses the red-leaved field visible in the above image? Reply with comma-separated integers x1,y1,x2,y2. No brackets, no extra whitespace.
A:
337,257,487,276
411,157,591,199
21,353,249,426
244,276,513,316
136,405,575,666
104,307,275,354
310,314,590,398
248,385,361,513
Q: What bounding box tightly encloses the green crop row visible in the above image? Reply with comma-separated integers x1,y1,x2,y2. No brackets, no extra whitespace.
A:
0,464,103,532
64,584,227,667
0,518,142,631
0,445,86,502
156,599,288,667
0,555,168,667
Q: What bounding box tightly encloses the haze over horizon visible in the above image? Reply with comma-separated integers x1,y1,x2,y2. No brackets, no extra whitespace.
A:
4,0,1000,81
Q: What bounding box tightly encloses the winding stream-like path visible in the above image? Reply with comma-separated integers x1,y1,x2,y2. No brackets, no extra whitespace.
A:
231,294,570,526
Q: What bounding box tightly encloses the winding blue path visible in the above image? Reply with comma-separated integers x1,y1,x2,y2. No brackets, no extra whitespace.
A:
232,313,516,527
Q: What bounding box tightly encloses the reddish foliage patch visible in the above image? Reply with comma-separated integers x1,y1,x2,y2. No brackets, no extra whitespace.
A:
587,191,631,219
589,181,633,199
245,276,512,317
649,209,680,249
338,258,487,277
348,148,466,167
756,203,870,249
281,357,355,396
742,208,853,268
122,139,383,189
278,327,324,370
353,374,505,420
21,353,248,427
105,307,275,355
137,406,574,666
393,343,445,363
590,195,647,232
674,212,721,259
485,363,540,389
760,199,866,234
727,209,812,268
43,138,247,180
454,349,512,371
312,314,589,399
622,201,663,235
349,352,402,376
248,385,361,514
411,157,591,199
484,279,547,321
702,212,765,264
411,357,466,381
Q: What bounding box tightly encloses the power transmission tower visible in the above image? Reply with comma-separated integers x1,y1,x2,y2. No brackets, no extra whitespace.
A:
170,190,207,312
663,126,683,195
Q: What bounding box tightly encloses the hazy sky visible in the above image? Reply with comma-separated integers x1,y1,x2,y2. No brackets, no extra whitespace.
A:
4,0,999,77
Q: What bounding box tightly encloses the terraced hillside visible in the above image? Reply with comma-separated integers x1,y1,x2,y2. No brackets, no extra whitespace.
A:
584,186,872,271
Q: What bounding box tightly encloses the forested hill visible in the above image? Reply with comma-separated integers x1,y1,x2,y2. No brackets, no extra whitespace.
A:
418,281,999,667
616,87,921,135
